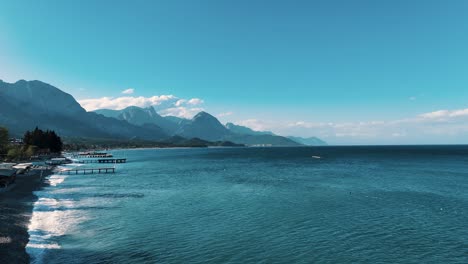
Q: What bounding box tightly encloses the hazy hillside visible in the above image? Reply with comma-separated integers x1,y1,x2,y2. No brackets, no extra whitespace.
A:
0,79,324,146
94,106,178,134
225,123,274,136
287,136,328,146
225,134,302,146
0,80,167,140
176,111,231,141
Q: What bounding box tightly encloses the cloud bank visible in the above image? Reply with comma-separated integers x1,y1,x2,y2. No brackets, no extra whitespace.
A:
79,92,468,144
235,107,468,145
78,95,204,118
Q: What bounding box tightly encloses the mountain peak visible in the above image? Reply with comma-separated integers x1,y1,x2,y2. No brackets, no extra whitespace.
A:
122,106,142,111
0,79,86,114
176,111,230,141
94,105,179,135
193,111,217,121
193,111,210,117
15,79,28,84
145,106,158,116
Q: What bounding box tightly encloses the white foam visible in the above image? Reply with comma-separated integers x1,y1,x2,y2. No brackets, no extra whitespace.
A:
27,207,88,264
29,233,53,240
27,243,61,249
58,163,84,169
28,209,87,237
35,197,75,208
48,175,67,186
26,172,89,264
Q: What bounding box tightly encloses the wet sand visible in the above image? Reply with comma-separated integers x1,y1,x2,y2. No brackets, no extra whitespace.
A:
0,169,51,264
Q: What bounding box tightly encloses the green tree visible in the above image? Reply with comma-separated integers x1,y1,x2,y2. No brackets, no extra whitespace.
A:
23,127,63,153
7,146,23,160
23,130,32,145
0,127,9,155
24,145,37,157
47,130,63,152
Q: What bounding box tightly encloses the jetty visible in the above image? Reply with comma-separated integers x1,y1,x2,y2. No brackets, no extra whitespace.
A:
58,167,115,175
74,152,113,158
74,158,126,164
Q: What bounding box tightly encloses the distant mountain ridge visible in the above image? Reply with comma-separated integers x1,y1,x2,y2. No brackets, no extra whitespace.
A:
176,111,231,141
95,108,303,146
225,123,274,136
287,136,327,146
1,79,85,115
224,123,326,146
94,106,178,134
0,79,326,146
0,80,167,140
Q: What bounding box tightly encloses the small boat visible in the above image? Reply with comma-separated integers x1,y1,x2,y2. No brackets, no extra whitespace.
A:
46,158,73,165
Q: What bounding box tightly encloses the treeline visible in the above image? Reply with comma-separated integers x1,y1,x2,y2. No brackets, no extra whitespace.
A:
62,136,243,150
24,127,63,153
0,126,63,161
0,127,8,155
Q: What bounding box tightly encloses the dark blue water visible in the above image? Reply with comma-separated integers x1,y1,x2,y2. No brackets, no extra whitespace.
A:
27,146,468,263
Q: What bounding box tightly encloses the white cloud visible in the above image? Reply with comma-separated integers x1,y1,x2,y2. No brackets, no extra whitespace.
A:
173,98,203,107
187,98,204,105
236,119,273,132
236,106,468,144
159,107,204,119
419,110,450,119
287,121,330,129
419,108,468,119
450,109,468,117
217,112,233,118
78,94,206,119
121,88,134,94
78,95,178,111
175,99,186,107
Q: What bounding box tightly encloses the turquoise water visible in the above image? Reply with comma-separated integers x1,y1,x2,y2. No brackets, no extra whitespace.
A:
27,146,468,263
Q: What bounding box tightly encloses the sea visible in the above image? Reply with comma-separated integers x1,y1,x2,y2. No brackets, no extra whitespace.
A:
26,146,468,263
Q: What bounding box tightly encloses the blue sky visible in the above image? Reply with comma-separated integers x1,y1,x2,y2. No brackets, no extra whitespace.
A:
1,0,468,144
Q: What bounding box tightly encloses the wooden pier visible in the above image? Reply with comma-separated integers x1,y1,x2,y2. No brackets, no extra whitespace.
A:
75,158,126,164
59,167,115,175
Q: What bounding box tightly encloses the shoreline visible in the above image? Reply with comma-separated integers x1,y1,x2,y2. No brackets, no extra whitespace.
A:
0,169,52,264
108,145,249,151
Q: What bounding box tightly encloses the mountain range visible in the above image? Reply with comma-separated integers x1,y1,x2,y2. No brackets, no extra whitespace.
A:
0,80,167,140
0,80,326,146
287,136,327,146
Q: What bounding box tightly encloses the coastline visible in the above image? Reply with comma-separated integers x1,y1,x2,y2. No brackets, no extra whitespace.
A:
0,169,52,264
